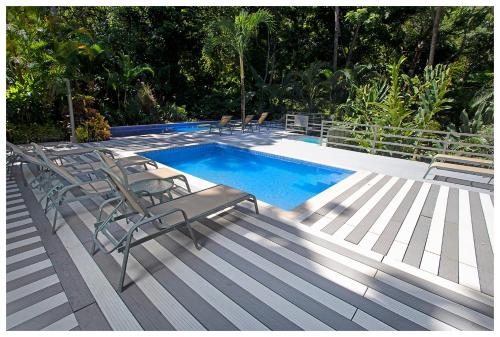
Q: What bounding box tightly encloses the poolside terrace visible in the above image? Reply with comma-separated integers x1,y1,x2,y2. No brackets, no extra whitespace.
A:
5,129,494,330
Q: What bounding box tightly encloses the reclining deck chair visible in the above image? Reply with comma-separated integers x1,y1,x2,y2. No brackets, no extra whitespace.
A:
7,142,53,188
254,112,269,132
96,151,191,207
31,143,117,233
209,115,233,135
32,142,159,171
241,115,255,133
93,162,259,291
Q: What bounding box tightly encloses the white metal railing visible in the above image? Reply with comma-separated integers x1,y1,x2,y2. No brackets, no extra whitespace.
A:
285,113,323,134
320,120,494,161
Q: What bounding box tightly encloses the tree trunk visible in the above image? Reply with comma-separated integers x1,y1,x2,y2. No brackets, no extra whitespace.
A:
428,7,443,66
346,21,360,68
239,54,245,121
333,6,340,72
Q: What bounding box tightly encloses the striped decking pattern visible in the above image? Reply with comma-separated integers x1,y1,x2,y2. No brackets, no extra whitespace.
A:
300,172,494,297
12,154,494,331
6,174,79,331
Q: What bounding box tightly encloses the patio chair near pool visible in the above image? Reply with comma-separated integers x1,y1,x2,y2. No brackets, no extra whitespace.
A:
209,115,233,135
241,114,255,133
31,143,118,232
92,161,259,292
96,150,191,207
7,141,53,188
254,112,269,132
31,141,159,171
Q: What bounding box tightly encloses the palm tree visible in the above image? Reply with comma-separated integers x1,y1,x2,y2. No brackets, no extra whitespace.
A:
203,9,274,121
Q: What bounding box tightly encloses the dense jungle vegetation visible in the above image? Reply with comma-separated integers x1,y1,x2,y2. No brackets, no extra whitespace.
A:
6,6,494,143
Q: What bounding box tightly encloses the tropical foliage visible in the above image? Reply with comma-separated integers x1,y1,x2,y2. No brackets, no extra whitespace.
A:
6,6,494,143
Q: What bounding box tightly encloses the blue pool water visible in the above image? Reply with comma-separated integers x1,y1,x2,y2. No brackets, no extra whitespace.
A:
140,144,353,210
164,125,210,133
296,136,321,144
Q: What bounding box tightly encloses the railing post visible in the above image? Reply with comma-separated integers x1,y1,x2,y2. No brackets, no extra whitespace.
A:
320,119,325,146
372,125,377,155
443,132,451,155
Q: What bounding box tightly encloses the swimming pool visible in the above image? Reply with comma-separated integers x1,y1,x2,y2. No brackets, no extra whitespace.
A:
110,122,215,137
163,124,210,133
140,143,353,210
295,136,321,144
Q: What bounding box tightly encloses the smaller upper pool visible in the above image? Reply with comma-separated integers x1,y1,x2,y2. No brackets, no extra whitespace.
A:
139,143,353,210
164,124,210,133
295,136,321,144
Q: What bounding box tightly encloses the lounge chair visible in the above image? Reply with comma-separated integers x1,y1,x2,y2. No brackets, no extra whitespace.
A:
7,142,53,188
209,115,233,135
254,112,269,132
424,161,494,184
241,115,255,133
431,154,493,168
92,162,259,291
31,143,118,232
44,146,115,165
31,142,158,171
96,151,191,205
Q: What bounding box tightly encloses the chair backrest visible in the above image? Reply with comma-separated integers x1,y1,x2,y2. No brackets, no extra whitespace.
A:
220,115,232,126
97,151,129,185
100,165,149,216
243,115,254,125
31,143,80,185
257,112,269,124
7,142,45,166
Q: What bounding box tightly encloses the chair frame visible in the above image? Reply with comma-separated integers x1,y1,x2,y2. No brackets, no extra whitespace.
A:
209,115,233,135
92,165,259,292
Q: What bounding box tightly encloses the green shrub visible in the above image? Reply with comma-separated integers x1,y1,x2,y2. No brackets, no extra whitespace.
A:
76,113,111,142
75,125,89,143
7,122,67,144
160,103,188,122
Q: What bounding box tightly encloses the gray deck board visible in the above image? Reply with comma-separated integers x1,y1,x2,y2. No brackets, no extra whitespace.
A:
7,283,64,316
372,181,423,255
235,206,493,318
403,216,432,267
172,224,360,330
10,303,73,331
469,192,494,296
73,303,112,331
7,267,55,292
143,227,304,330
57,203,173,331
345,178,406,244
6,253,48,273
217,212,491,330
129,241,236,330
439,188,459,283
301,173,377,225
210,214,425,330
322,176,392,235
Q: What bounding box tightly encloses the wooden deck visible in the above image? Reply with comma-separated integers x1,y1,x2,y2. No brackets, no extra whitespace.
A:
5,141,494,331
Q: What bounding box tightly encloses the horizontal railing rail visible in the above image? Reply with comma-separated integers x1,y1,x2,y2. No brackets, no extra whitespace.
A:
320,120,494,161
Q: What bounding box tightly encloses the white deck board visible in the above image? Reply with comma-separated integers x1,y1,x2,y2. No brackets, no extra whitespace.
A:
359,180,415,248
479,193,494,247
310,174,385,231
386,183,431,261
332,176,400,240
67,202,206,331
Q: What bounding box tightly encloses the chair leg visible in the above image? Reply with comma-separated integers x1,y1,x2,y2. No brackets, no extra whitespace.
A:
181,176,191,193
118,239,132,292
185,222,202,250
52,209,59,234
91,233,98,255
252,196,259,214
